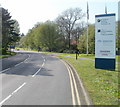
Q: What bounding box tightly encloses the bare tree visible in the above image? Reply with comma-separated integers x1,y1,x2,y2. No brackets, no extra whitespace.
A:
56,8,85,49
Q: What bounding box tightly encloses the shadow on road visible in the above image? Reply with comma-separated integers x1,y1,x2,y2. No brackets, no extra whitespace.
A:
1,52,57,77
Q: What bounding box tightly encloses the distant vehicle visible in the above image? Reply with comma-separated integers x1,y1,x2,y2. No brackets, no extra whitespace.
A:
16,49,19,51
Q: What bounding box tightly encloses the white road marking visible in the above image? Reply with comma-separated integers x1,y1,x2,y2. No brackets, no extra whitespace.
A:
11,82,26,94
23,54,31,63
32,68,42,77
0,68,10,73
15,62,23,67
42,63,45,67
42,56,44,59
0,54,31,73
0,82,26,106
0,95,12,106
32,58,45,77
44,59,45,62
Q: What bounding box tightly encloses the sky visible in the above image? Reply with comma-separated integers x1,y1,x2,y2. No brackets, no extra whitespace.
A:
0,0,119,34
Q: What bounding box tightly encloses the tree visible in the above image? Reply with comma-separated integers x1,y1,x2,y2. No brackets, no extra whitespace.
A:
2,8,11,54
87,24,95,54
0,8,2,53
2,7,20,54
39,21,64,52
20,21,65,52
78,34,86,54
9,19,20,45
56,8,85,49
78,24,95,54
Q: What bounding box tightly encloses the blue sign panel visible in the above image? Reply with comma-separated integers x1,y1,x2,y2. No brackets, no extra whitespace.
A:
10,46,15,49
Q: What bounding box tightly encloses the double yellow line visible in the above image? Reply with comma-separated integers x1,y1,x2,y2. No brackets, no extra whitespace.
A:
61,60,81,105
52,55,91,105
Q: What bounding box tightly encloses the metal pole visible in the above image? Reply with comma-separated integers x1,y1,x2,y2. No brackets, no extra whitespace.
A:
86,16,88,56
86,2,89,56
76,30,78,60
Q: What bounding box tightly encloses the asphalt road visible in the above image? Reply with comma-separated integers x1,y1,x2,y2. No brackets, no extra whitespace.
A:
0,50,73,105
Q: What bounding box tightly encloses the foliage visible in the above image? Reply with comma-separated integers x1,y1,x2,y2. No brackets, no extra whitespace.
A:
19,7,119,54
20,21,65,52
78,24,95,54
2,7,20,54
56,8,85,49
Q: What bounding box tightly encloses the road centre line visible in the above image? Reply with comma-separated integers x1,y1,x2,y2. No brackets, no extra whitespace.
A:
32,55,45,77
0,54,31,73
0,68,10,73
11,82,26,94
32,68,42,77
32,58,45,78
0,95,12,106
24,54,31,62
15,62,23,67
42,63,45,67
0,82,26,106
42,56,44,59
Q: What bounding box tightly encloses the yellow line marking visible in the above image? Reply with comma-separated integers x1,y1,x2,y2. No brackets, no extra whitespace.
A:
68,66,81,105
69,62,91,105
65,63,76,105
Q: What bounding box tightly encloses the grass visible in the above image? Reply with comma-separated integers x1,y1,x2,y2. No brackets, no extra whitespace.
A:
0,51,16,58
46,51,119,62
51,53,119,105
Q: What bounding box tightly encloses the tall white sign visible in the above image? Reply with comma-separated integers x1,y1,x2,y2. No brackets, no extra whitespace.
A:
95,14,116,59
95,14,116,70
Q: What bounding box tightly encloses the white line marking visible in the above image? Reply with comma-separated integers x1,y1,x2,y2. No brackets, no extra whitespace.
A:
42,56,44,59
24,54,30,62
12,82,26,94
1,54,31,73
0,95,12,106
0,82,26,106
15,62,23,67
42,63,45,67
1,68,10,73
32,68,41,77
44,59,45,62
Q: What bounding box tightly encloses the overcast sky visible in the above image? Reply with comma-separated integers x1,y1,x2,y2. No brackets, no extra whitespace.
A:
0,0,119,34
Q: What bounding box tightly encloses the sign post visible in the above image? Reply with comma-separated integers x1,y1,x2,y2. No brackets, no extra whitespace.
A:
95,13,116,70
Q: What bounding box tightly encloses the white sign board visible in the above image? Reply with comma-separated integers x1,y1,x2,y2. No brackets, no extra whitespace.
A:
95,14,116,59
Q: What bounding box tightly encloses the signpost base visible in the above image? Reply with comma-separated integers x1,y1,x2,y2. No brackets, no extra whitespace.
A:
95,58,116,70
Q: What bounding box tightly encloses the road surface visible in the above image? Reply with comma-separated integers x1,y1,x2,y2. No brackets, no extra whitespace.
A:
0,50,92,106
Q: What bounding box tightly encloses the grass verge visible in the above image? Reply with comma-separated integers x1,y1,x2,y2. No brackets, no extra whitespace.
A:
56,55,119,105
0,51,16,58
